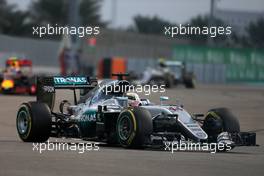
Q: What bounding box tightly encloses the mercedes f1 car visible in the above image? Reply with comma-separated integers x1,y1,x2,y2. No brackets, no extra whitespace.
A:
132,60,195,89
16,74,256,150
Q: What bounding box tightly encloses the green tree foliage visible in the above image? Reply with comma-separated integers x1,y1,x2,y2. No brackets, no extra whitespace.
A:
133,15,175,35
0,0,12,30
247,18,264,48
80,0,103,26
133,14,228,46
30,0,68,26
0,0,32,36
30,0,103,26
0,0,103,37
186,15,228,44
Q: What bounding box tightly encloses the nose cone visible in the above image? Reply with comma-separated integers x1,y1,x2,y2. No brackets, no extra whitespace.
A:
175,108,208,141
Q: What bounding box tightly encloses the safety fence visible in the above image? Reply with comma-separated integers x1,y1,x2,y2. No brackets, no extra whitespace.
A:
172,45,264,83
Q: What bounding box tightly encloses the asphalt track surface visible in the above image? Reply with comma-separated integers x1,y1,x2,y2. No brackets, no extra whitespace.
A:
0,84,264,176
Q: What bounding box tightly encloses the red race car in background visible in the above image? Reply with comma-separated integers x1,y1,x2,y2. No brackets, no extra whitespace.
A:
0,58,36,95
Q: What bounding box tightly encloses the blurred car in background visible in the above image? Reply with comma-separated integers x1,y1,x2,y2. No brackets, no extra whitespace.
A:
164,60,196,88
0,58,36,95
133,60,196,88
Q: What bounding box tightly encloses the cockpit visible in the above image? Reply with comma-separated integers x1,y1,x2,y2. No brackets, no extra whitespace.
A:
87,80,127,106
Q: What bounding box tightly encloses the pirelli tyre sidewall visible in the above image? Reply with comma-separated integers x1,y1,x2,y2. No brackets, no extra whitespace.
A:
16,102,52,142
116,107,153,148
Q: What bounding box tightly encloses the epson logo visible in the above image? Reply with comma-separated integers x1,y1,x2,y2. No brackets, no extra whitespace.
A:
43,86,55,93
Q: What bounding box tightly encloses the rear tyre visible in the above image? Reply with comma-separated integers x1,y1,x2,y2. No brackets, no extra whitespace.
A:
183,72,195,88
165,75,174,88
116,107,153,148
184,77,195,88
16,102,52,142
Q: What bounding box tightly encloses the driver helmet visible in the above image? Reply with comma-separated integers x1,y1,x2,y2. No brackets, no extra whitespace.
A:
126,92,141,107
158,58,167,68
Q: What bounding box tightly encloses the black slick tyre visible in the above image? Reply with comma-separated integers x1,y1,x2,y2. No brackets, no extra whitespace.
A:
203,108,240,141
16,102,52,142
116,107,153,148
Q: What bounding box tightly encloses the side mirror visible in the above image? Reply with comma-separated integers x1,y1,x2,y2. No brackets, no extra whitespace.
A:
160,96,169,105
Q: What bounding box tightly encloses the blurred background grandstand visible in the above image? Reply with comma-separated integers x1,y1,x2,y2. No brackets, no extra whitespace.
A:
0,0,263,84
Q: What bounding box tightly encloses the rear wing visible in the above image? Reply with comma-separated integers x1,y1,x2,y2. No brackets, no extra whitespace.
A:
37,76,97,110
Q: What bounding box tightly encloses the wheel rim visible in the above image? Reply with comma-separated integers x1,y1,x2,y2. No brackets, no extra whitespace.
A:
118,115,133,141
17,110,29,135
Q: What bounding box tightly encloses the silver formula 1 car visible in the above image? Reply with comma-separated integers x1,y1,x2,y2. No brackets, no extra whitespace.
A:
16,74,256,150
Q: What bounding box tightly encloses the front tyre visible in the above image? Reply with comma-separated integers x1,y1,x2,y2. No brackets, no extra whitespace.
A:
116,107,153,148
17,102,52,142
203,108,240,142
